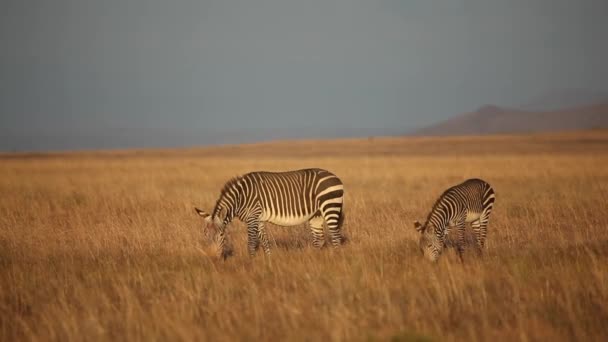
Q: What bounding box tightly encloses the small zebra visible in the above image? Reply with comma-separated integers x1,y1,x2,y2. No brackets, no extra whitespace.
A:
194,168,346,259
414,178,495,262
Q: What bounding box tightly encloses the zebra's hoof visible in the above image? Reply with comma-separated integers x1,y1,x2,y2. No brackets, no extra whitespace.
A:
221,250,233,260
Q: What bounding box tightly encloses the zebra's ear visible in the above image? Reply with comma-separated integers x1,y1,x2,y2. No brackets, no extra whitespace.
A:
194,207,210,219
414,221,424,232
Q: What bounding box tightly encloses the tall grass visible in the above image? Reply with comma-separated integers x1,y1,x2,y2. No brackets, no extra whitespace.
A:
1,131,608,341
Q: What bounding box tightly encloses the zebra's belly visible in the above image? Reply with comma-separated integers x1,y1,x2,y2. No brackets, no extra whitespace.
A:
261,212,313,226
465,211,482,223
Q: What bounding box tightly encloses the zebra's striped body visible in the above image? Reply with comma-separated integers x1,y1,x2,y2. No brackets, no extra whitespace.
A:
195,168,345,258
414,178,495,262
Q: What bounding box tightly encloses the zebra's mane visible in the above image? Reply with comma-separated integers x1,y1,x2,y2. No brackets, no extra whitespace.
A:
212,175,244,217
219,175,243,196
424,186,453,229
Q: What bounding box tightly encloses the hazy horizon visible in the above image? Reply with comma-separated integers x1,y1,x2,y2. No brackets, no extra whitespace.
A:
2,0,608,152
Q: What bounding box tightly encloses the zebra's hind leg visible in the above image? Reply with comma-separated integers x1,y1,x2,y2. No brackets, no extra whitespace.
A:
471,220,483,255
308,214,326,248
324,208,345,247
246,220,260,256
455,220,466,263
471,219,483,256
473,210,491,254
258,222,271,255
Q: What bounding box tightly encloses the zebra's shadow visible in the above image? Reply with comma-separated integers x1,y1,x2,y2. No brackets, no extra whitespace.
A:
443,229,481,250
271,238,308,251
265,223,324,251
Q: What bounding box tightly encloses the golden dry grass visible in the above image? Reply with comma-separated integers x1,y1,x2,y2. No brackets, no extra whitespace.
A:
2,130,608,341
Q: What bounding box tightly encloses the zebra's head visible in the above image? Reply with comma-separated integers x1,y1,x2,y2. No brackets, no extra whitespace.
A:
194,207,232,259
414,220,442,262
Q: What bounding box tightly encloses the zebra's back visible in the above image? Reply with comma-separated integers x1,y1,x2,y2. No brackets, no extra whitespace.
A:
440,178,495,223
242,168,344,225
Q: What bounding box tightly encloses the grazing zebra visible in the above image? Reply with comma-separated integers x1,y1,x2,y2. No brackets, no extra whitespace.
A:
414,178,495,262
194,168,346,259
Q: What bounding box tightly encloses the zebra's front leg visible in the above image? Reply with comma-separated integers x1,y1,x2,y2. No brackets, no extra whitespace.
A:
246,220,260,256
258,222,271,255
455,220,466,263
216,230,233,260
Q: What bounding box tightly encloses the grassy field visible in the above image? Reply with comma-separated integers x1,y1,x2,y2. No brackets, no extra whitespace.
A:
2,130,608,341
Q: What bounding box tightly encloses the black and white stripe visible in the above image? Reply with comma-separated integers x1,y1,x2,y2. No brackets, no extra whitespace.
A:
414,178,495,262
195,168,345,258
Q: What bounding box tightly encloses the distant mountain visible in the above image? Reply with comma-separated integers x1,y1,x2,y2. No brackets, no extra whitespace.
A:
414,103,608,136
518,89,608,111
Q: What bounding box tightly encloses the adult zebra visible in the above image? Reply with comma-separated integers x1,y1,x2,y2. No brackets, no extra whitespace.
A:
195,168,346,259
414,178,495,262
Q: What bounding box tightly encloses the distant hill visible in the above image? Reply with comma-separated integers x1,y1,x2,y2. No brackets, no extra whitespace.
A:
414,103,608,136
519,89,608,111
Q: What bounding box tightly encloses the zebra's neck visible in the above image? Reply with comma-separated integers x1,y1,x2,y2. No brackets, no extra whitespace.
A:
213,188,242,224
427,200,450,234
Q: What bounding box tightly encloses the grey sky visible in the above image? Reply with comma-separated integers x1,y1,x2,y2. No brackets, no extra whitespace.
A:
1,0,607,151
